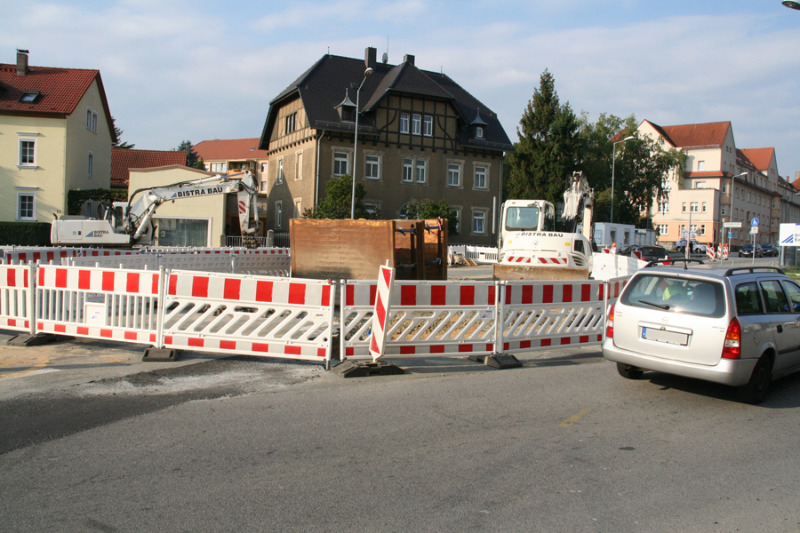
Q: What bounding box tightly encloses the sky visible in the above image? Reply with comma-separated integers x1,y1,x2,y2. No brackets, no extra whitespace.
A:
3,0,800,178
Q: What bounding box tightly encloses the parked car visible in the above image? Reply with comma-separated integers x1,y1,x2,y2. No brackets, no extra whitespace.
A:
738,244,763,258
603,266,800,403
675,239,708,254
760,244,779,257
618,245,671,262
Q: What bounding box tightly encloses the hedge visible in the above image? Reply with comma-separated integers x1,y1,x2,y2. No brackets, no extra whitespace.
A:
0,222,52,246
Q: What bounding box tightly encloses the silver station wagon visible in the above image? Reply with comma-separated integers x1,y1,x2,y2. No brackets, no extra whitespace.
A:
603,264,800,403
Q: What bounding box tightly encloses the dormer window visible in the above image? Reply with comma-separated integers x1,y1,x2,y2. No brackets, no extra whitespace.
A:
470,108,488,139
475,126,484,139
335,89,356,122
19,91,39,103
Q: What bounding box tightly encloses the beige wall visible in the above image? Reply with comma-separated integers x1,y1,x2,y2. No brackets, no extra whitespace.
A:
65,80,112,192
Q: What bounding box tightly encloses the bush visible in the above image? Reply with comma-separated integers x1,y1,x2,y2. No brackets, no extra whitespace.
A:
0,222,51,246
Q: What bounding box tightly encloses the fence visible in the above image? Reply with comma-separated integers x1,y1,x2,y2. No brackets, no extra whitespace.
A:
0,260,628,368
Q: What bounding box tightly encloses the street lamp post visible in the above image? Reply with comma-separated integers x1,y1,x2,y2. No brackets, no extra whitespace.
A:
350,67,374,219
610,135,635,224
726,172,748,250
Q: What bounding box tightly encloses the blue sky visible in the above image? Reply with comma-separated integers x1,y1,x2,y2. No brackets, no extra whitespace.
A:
3,1,800,178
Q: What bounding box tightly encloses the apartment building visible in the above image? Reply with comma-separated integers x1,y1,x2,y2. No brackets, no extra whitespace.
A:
640,120,800,249
258,47,513,245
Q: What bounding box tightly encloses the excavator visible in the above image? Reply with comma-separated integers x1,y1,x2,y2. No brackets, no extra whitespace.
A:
494,171,594,280
50,171,261,247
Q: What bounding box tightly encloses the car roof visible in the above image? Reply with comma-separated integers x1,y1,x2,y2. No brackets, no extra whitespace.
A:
634,264,787,283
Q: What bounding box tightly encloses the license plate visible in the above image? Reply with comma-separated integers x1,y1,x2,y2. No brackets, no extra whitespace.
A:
641,326,689,346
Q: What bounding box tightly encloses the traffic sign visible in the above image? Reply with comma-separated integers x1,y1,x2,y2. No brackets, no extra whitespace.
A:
751,217,759,227
724,222,742,228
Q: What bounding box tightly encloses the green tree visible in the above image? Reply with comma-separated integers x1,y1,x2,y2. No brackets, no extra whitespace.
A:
505,69,579,205
111,116,134,149
401,198,459,236
177,140,200,168
303,175,372,219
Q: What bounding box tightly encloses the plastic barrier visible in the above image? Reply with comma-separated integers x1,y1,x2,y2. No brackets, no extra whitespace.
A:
2,247,81,265
341,279,500,360
0,264,34,333
35,265,161,344
67,252,290,276
498,280,606,353
160,270,335,363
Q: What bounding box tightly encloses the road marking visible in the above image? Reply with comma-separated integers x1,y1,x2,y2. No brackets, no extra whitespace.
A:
2,367,60,379
559,408,591,428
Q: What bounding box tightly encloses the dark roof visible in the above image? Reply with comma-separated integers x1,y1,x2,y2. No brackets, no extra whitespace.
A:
111,148,187,188
260,52,512,152
0,57,116,143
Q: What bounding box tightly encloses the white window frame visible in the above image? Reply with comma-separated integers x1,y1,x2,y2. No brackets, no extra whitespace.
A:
17,191,35,221
402,158,413,182
415,159,427,184
657,224,669,235
472,209,487,235
399,113,409,134
698,160,705,171
702,201,707,212
295,151,303,181
285,112,297,135
447,162,462,187
18,137,37,168
333,151,349,177
411,114,421,135
423,115,433,137
86,108,98,133
365,153,381,180
475,126,484,139
474,164,488,190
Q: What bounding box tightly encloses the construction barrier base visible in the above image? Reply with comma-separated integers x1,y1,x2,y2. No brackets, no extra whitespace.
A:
7,333,62,347
142,348,182,362
331,359,405,378
468,353,522,369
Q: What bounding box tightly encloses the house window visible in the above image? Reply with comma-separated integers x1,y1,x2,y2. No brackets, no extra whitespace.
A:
294,199,302,218
702,201,707,213
88,152,94,179
721,205,727,216
399,113,409,134
19,90,39,103
402,158,413,182
447,163,462,187
285,112,297,134
86,108,98,133
695,181,705,189
690,202,699,213
699,224,706,236
682,202,687,213
365,154,381,180
415,160,427,184
275,201,283,229
474,165,488,189
722,183,728,194
657,224,669,235
411,114,421,135
17,192,35,221
333,151,348,177
19,138,36,167
658,202,669,214
277,159,284,183
472,210,486,234
423,115,433,136
698,160,705,171
475,126,484,139
295,151,303,180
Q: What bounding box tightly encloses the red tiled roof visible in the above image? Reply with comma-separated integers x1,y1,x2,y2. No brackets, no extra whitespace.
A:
739,147,775,171
111,148,187,188
194,138,268,161
659,121,731,148
0,61,115,140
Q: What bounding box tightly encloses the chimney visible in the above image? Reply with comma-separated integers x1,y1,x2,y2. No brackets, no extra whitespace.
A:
403,54,415,66
365,47,377,69
16,49,29,76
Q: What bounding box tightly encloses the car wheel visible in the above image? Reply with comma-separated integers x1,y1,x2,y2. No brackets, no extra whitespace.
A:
617,363,644,379
737,355,772,404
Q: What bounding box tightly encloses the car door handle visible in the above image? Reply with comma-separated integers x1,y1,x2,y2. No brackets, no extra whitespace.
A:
777,324,784,333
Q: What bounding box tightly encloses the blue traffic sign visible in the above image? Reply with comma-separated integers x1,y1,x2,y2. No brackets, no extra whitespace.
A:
751,217,759,227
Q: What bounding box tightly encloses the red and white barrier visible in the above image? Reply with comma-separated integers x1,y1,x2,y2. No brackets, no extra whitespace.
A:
160,270,335,362
369,266,395,361
35,265,161,344
706,246,716,262
0,264,34,333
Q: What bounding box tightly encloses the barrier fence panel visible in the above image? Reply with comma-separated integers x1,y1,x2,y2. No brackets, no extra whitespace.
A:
161,270,334,363
0,264,34,333
499,280,606,353
341,280,498,359
35,265,161,344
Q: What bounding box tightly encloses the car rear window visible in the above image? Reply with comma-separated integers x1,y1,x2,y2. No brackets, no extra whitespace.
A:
620,274,725,318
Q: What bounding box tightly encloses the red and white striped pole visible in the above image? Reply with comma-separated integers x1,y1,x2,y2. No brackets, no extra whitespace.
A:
369,264,395,362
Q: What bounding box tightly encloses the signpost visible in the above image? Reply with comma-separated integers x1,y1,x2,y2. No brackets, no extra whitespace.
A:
750,218,759,265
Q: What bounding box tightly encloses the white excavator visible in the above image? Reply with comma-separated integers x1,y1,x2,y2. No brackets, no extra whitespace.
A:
494,171,594,280
51,171,260,247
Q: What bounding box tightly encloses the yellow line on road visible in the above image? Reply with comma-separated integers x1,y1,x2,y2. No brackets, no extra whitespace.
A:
559,408,591,428
1,362,48,379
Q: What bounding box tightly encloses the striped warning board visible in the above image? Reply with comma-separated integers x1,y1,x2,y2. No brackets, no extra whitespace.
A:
369,265,394,361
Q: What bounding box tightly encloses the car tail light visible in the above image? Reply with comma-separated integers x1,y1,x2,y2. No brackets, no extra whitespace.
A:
722,317,741,359
606,303,615,339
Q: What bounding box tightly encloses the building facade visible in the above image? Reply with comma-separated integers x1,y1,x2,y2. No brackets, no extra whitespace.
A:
259,47,513,245
640,120,800,249
0,49,114,223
